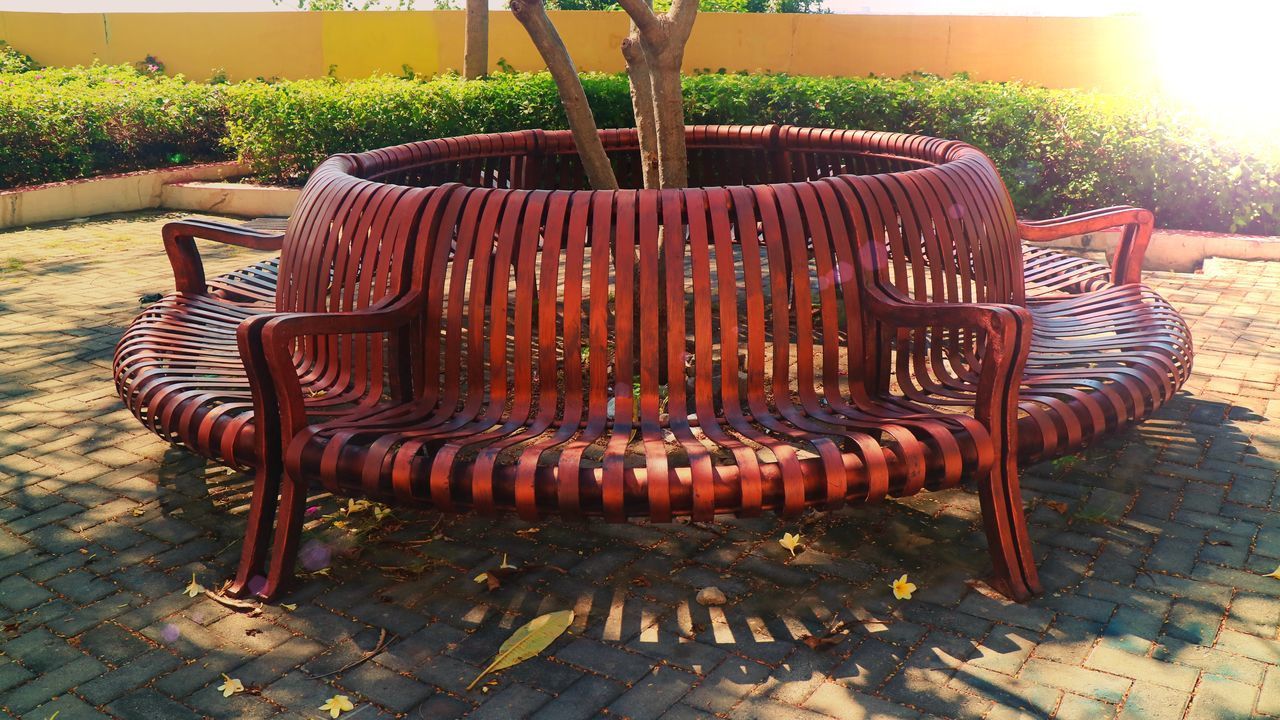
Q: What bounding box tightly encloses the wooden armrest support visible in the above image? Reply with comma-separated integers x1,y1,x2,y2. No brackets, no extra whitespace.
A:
163,219,286,294
235,296,420,453
1018,206,1153,285
862,282,1032,435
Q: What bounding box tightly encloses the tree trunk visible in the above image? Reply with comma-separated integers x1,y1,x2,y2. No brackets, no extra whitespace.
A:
463,0,488,80
649,55,688,189
617,0,698,189
622,27,659,188
511,0,618,190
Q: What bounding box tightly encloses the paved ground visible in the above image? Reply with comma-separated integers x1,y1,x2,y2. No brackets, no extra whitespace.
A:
0,211,1278,720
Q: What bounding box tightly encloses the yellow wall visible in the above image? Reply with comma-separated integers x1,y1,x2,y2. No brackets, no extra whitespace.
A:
0,10,1163,93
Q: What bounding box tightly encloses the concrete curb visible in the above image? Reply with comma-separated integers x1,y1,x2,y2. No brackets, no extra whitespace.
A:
160,181,300,219
0,163,299,230
1041,228,1280,272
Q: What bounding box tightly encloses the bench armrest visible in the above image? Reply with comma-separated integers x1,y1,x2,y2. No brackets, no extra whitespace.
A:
862,282,1032,447
163,219,285,295
235,295,420,466
1017,206,1153,285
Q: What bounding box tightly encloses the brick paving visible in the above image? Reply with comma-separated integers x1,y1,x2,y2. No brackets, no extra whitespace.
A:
1,210,1278,719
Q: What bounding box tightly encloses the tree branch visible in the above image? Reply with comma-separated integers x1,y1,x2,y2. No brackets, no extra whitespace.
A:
668,0,699,41
511,0,618,190
615,0,663,43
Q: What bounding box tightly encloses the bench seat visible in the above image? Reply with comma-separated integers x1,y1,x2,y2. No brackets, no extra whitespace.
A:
284,372,994,520
115,292,266,468
1020,283,1192,460
118,246,1191,472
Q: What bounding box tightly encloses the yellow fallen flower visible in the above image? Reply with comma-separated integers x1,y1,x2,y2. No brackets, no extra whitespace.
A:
319,694,355,718
890,574,917,600
779,532,802,558
217,674,244,698
184,573,205,598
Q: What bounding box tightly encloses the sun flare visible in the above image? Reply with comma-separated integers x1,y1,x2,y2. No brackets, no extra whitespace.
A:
1147,3,1280,140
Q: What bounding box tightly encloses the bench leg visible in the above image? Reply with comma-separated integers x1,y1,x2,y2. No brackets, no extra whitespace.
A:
226,466,281,598
978,455,1042,602
257,470,309,602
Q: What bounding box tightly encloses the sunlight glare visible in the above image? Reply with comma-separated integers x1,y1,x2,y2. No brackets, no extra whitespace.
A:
1148,3,1280,140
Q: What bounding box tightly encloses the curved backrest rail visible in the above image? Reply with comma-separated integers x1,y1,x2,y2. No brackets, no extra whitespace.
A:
271,124,1026,438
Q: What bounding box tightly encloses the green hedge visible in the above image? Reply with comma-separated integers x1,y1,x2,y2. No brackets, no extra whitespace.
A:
0,63,227,187
4,59,1279,235
681,73,1280,235
0,41,37,74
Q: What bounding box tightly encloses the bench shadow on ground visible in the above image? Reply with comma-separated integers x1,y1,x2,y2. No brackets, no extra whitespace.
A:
123,389,1264,718
11,216,1261,717
1,271,1255,718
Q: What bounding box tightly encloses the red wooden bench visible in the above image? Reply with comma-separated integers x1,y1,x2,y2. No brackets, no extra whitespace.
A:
113,125,1192,602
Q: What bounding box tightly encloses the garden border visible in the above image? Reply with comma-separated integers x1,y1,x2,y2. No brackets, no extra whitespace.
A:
0,162,298,230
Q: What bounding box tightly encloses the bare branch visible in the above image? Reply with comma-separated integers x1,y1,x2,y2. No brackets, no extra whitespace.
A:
511,0,618,190
665,0,696,37
667,0,699,43
615,0,663,44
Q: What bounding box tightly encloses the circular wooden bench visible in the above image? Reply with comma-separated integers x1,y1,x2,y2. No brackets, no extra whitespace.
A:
113,125,1192,602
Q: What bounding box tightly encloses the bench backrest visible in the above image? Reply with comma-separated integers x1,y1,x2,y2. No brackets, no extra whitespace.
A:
274,151,444,400
363,125,1026,307
415,182,881,508
278,125,1025,427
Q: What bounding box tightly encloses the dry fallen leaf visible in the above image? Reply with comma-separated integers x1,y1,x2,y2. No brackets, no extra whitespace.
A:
203,589,263,617
468,610,574,691
1042,500,1069,515
473,555,563,592
800,620,849,651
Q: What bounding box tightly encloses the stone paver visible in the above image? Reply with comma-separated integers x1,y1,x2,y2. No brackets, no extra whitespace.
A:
0,212,1278,718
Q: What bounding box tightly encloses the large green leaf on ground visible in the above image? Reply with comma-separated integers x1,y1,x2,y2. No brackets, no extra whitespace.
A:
467,609,575,690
